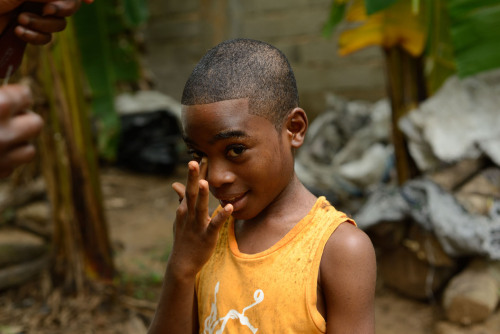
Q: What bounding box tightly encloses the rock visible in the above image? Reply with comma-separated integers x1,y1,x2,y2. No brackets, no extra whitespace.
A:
15,201,52,239
0,228,48,268
379,223,458,300
0,254,50,290
442,259,499,325
434,321,490,334
455,167,500,216
0,178,45,212
366,221,407,251
16,201,50,223
430,158,487,192
434,310,500,334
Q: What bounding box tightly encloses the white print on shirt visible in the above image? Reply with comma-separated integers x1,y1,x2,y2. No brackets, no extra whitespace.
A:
203,281,264,334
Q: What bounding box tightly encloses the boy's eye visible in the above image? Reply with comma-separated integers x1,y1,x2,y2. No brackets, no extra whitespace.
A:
227,146,246,158
188,150,203,161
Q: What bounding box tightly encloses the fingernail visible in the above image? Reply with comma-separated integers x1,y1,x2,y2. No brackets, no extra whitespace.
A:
224,204,232,212
15,25,26,38
201,157,207,164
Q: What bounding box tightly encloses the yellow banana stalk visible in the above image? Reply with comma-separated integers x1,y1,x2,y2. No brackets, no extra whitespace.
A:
338,0,427,57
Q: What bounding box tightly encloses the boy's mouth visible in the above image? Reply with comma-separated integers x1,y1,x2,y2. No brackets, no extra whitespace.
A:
217,192,247,207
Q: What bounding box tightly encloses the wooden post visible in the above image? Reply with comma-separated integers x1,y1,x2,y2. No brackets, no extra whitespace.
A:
383,46,425,184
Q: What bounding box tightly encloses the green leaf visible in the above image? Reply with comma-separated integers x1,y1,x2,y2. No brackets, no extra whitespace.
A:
448,0,500,77
424,0,456,94
322,2,347,38
122,0,149,27
73,2,120,161
71,0,148,161
365,0,399,15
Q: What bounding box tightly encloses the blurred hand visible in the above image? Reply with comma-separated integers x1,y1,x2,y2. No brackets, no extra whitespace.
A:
0,84,43,178
0,0,95,45
169,157,233,278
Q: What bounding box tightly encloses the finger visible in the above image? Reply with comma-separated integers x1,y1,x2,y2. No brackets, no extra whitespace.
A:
0,85,32,120
0,111,43,149
0,142,37,177
207,204,233,235
172,182,186,203
185,160,200,211
18,12,67,33
195,179,210,222
14,25,51,44
41,0,82,17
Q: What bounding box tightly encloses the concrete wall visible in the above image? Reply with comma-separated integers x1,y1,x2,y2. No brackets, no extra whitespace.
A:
144,0,387,119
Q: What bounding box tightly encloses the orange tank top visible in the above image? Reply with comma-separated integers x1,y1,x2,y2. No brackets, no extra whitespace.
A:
196,196,355,333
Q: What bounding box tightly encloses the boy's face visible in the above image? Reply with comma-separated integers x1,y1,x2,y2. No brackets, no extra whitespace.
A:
182,98,295,220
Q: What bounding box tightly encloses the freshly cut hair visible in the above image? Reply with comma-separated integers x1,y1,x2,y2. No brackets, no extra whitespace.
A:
181,38,299,127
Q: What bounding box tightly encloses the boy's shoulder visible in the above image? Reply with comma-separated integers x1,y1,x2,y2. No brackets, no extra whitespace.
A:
319,207,376,308
317,196,373,266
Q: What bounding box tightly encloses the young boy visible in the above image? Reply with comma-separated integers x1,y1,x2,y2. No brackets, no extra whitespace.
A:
148,38,376,334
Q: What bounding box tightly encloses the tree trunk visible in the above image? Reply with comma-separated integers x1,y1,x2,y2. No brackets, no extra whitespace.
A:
384,46,426,184
23,19,115,293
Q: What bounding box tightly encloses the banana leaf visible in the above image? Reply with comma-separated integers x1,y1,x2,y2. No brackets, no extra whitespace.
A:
424,0,456,94
366,0,398,14
72,0,148,161
337,0,428,57
322,1,347,37
122,0,149,28
447,0,500,78
72,2,119,161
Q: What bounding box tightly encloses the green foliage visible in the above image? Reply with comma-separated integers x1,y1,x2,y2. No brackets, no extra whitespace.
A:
72,0,149,161
448,0,500,77
424,0,456,94
365,0,398,14
322,2,347,38
122,0,150,27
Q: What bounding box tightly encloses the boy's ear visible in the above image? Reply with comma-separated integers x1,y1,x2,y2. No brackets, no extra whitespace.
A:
285,108,308,149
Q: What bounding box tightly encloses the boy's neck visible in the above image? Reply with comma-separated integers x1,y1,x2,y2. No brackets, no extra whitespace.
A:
234,175,317,254
250,175,315,224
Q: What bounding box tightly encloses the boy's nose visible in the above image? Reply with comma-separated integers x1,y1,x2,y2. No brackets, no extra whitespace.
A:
206,160,234,188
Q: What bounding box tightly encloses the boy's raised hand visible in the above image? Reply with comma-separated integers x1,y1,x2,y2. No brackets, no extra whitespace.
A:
170,157,233,278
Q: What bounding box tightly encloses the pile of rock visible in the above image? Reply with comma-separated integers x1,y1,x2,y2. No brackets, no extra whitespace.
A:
296,70,500,332
0,179,52,291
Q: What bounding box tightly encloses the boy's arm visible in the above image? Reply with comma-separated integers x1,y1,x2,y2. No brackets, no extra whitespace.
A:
148,158,233,334
321,222,377,334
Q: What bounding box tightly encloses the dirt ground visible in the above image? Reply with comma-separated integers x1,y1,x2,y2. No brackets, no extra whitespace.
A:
1,166,498,333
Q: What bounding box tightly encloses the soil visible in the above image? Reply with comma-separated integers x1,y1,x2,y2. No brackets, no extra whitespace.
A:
1,166,498,333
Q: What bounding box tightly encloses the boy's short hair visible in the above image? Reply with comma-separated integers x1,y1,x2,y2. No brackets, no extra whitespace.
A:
181,38,299,128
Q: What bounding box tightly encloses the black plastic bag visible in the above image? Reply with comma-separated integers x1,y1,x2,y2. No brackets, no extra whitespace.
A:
116,109,182,175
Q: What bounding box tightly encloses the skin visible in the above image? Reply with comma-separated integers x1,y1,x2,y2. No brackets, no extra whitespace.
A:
0,84,43,178
0,0,94,45
148,98,376,334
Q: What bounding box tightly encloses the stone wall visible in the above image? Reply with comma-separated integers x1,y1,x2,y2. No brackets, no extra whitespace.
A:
144,0,387,119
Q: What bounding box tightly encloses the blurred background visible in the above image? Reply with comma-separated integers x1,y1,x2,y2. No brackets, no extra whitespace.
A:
1,0,500,333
